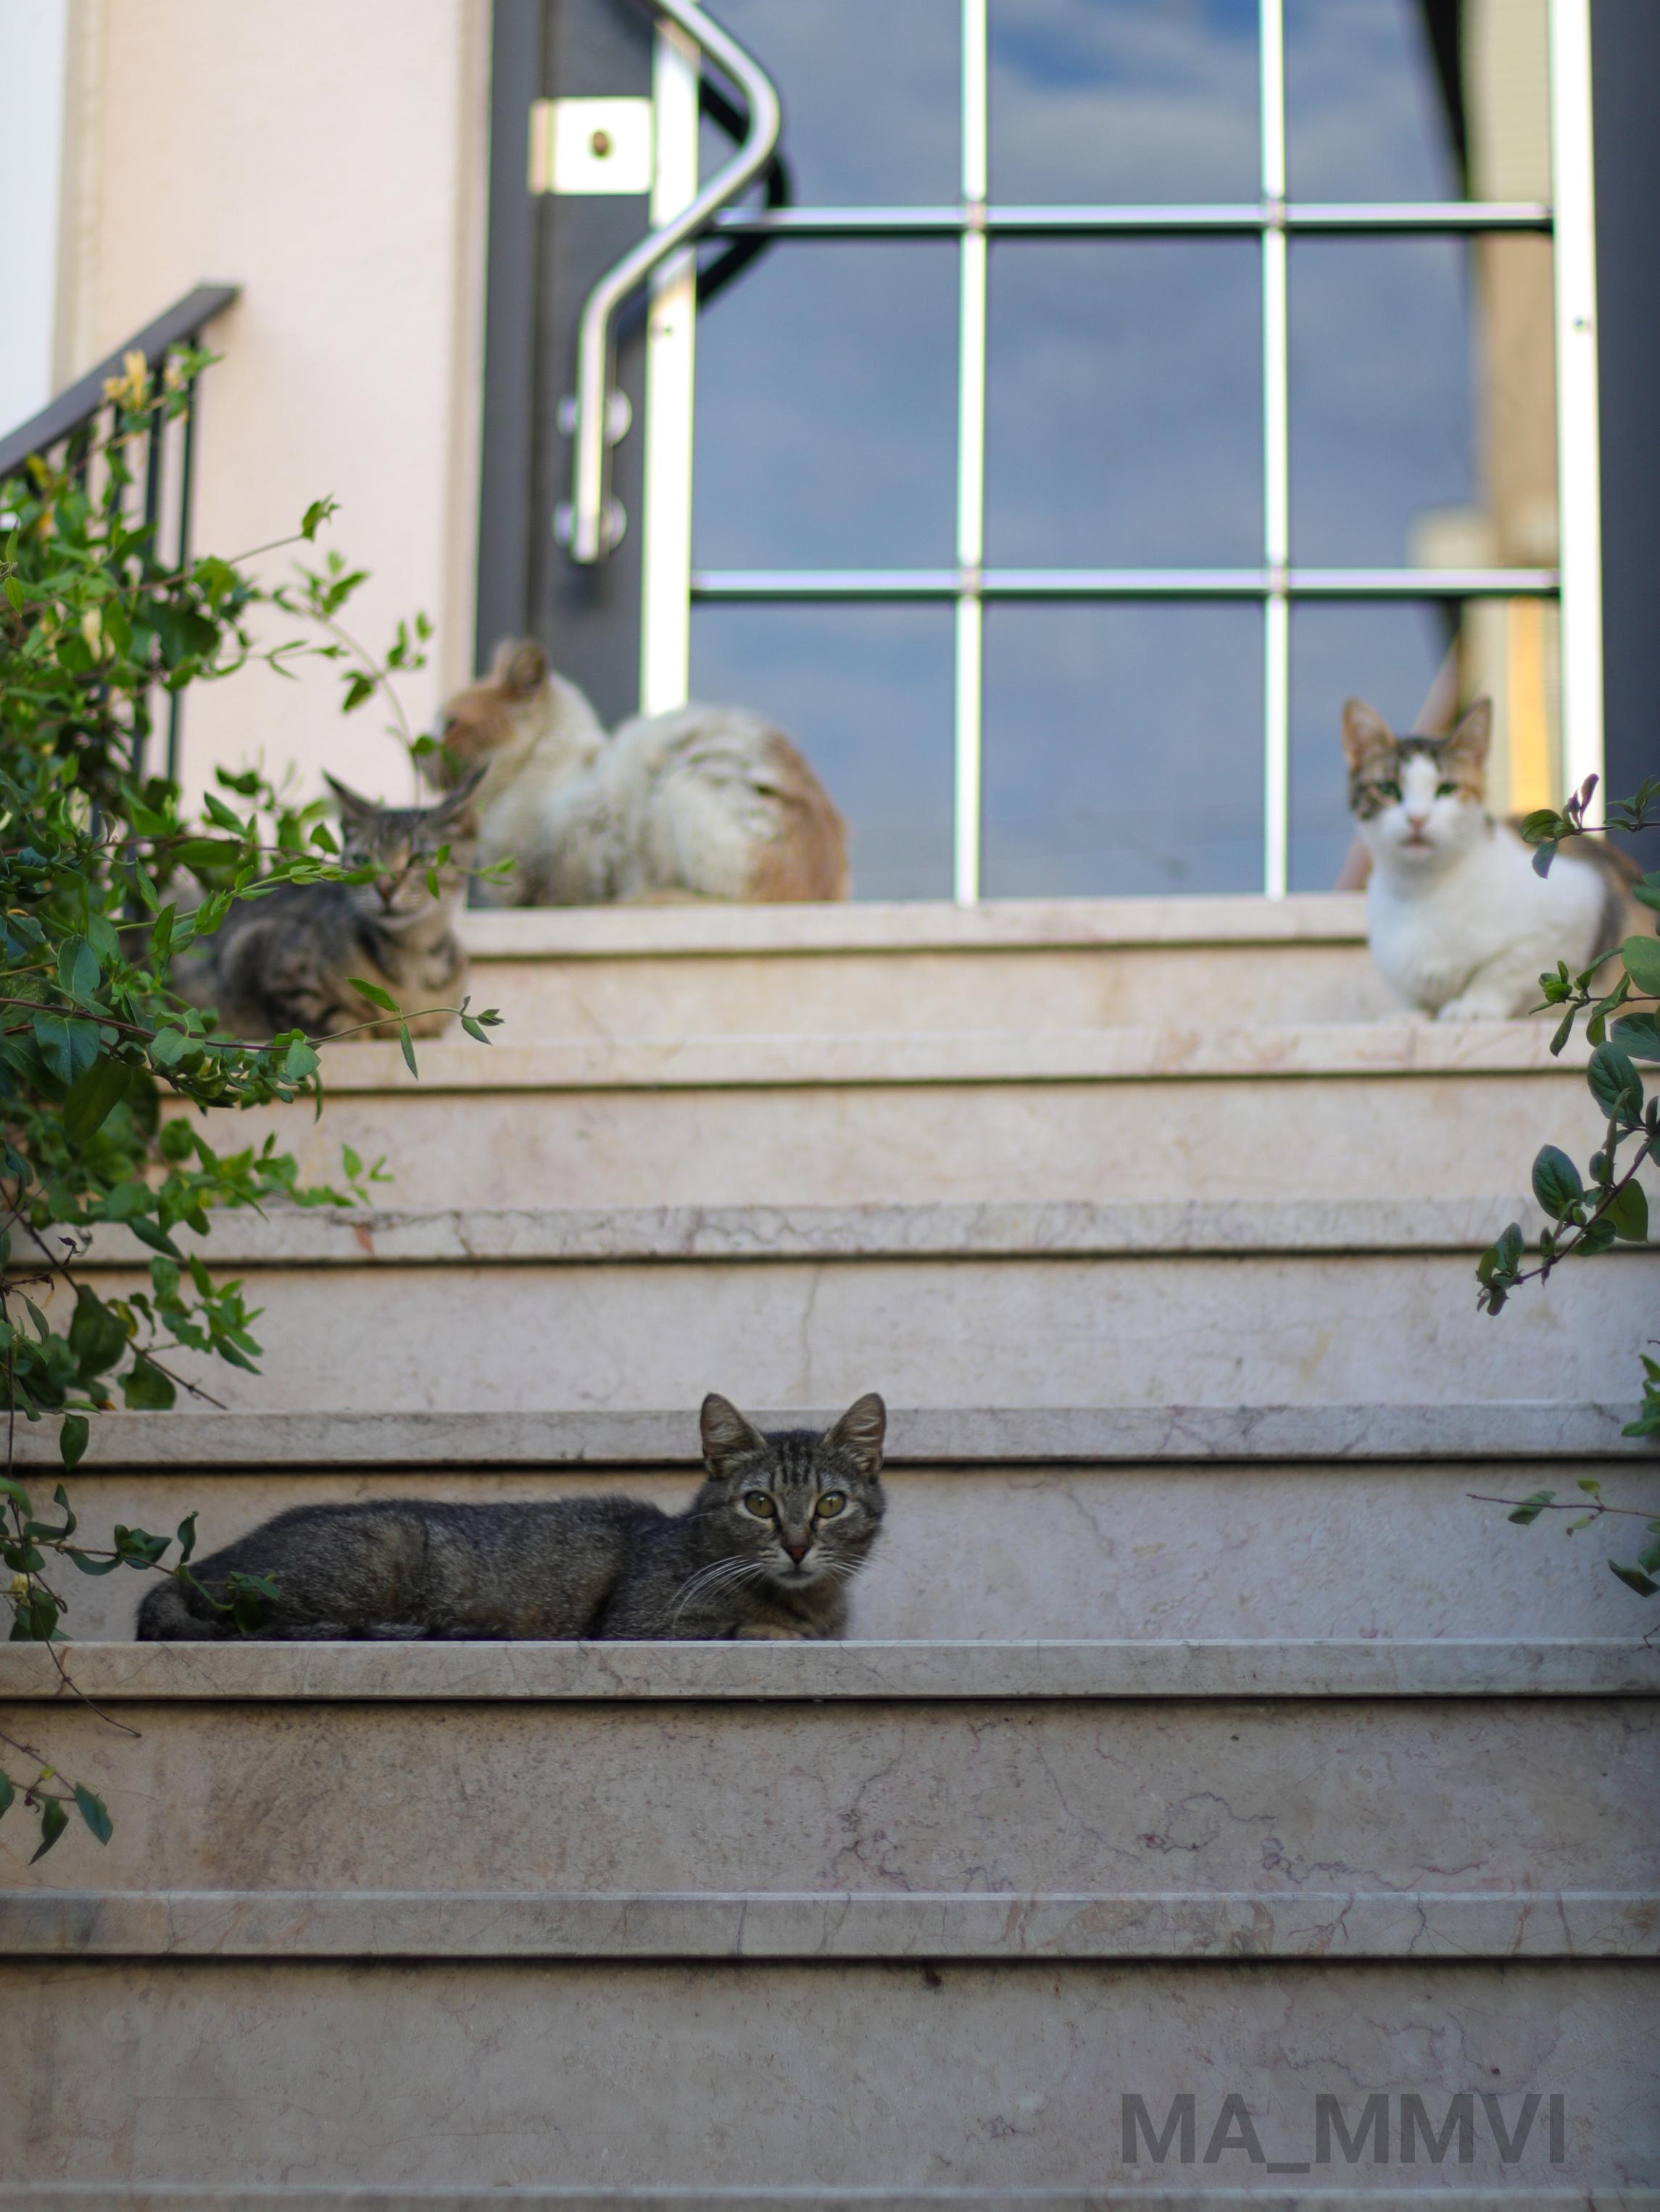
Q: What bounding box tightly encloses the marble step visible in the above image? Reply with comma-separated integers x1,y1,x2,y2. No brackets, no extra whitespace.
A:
1,1655,1653,1902
452,892,1392,1036
14,1400,1654,1468
201,1023,1595,1209
2,1959,1653,2196
41,1239,1657,1411
31,1442,1660,1644
5,2198,1655,2212
4,1889,1654,1961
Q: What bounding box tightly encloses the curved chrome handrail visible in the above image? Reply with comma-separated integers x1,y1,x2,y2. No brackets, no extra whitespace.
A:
563,0,781,564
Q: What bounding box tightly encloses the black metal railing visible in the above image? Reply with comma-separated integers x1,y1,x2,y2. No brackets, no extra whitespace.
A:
0,283,240,781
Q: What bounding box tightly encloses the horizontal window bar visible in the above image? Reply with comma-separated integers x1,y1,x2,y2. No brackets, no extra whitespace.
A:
691,567,1560,601
708,201,1553,241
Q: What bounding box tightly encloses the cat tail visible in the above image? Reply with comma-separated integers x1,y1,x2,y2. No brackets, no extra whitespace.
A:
136,1576,230,1641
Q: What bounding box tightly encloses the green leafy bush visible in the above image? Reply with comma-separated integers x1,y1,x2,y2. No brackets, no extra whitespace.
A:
0,346,492,1855
1472,776,1660,1600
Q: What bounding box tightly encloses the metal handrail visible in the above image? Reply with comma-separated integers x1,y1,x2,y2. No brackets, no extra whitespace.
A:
0,283,238,479
563,0,780,564
0,283,239,783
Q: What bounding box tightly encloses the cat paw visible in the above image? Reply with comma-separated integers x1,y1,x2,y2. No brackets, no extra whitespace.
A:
1435,995,1516,1023
732,1621,817,1640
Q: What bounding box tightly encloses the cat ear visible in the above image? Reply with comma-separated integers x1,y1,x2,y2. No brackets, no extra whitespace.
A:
430,765,488,827
1341,698,1394,771
700,1392,767,1473
1443,697,1492,768
491,638,549,697
322,772,379,823
825,1392,887,1479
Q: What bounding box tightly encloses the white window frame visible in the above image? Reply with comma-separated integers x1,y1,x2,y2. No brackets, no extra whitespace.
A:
639,0,1601,902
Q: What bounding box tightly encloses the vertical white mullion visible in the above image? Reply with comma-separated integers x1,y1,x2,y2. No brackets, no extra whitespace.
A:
1548,0,1603,803
1259,0,1290,897
640,22,700,715
955,0,988,905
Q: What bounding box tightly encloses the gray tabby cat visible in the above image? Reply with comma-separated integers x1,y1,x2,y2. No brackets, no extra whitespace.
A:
136,1393,887,1642
176,770,484,1040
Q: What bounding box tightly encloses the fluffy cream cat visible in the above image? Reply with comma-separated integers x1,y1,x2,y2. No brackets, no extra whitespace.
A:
431,641,848,905
1344,696,1643,1020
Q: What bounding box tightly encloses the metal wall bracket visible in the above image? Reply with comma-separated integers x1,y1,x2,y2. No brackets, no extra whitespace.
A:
529,96,655,195
562,0,781,565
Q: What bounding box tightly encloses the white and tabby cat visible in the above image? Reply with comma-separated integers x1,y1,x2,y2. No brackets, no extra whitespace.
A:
1344,696,1643,1019
431,640,849,905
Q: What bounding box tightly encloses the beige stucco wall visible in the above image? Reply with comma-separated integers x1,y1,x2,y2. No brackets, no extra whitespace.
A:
58,0,492,812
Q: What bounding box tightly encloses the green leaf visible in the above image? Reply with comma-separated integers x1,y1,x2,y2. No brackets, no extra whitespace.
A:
282,1038,320,1081
30,1011,100,1087
57,936,99,1000
72,1784,112,1845
1609,1559,1660,1598
1577,1476,1602,1494
149,1026,193,1070
1611,1013,1660,1062
1530,1144,1583,1221
1507,1489,1555,1526
58,1415,89,1470
1587,1043,1643,1123
0,1770,12,1818
1577,1218,1619,1255
62,1055,132,1144
460,1016,491,1044
346,977,399,1013
1620,933,1660,997
1519,807,1564,844
67,1288,127,1379
120,1357,176,1411
30,1797,68,1863
1604,1181,1649,1244
300,496,337,541
174,1510,199,1566
398,1021,418,1078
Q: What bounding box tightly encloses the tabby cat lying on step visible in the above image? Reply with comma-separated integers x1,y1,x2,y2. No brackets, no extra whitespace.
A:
175,771,484,1040
135,1394,887,1641
431,640,848,905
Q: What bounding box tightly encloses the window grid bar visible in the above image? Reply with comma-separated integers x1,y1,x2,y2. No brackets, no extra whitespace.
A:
710,203,1553,239
1260,0,1289,897
690,567,1561,601
954,0,989,905
1548,0,1603,803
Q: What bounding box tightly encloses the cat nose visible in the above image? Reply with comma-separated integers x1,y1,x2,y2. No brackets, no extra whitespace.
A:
1405,812,1429,831
783,1538,810,1563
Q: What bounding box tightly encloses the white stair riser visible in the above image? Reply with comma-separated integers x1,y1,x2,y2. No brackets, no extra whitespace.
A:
4,1961,1650,2190
47,1251,1656,1410
465,941,1396,1038
216,1072,1601,1210
41,1465,1660,1645
1,1697,1651,1898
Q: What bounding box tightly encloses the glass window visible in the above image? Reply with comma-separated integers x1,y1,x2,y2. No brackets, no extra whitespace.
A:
1285,0,1551,204
989,0,1259,204
1289,236,1479,566
700,0,960,204
690,604,957,899
984,240,1262,567
982,602,1264,896
692,242,959,570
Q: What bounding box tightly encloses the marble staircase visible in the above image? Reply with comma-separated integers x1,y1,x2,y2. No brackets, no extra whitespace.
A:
2,895,1657,2205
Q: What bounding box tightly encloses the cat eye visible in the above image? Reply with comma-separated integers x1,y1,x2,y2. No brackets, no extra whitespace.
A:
815,1492,847,1518
742,1491,776,1519
1435,781,1458,797
1374,780,1402,802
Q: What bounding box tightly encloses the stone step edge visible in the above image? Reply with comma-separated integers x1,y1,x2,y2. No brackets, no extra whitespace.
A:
17,1403,1654,1471
2,1889,1651,1963
245,1023,1581,1094
3,1639,1655,1704
65,1197,1556,1271
457,889,1369,958
8,2194,1648,2212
